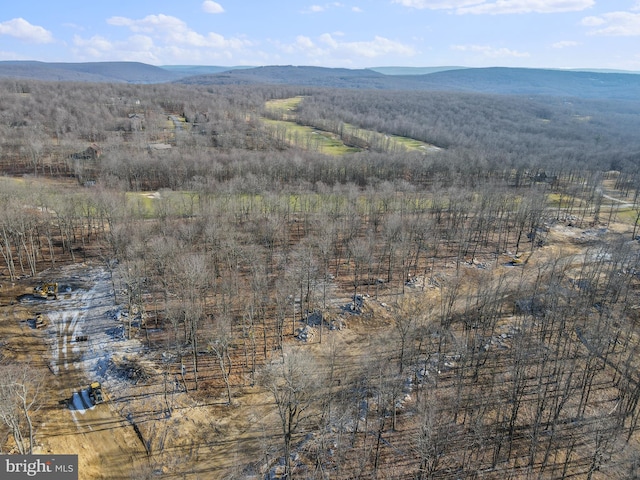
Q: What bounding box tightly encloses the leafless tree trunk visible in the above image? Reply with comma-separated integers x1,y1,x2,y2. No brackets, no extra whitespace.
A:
208,315,234,405
0,364,44,454
259,347,323,478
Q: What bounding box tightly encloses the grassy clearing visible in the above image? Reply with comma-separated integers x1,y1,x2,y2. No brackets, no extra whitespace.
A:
126,190,200,218
262,118,359,155
392,134,441,152
0,176,26,188
615,207,639,225
340,122,437,153
124,191,434,219
127,192,158,217
547,193,563,207
265,96,304,114
263,97,439,156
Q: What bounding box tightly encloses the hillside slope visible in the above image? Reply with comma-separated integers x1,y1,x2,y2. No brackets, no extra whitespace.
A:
2,61,640,99
176,65,640,100
0,61,182,83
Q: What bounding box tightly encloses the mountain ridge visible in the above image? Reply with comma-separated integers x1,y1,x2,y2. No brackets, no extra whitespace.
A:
175,65,640,100
0,60,181,83
1,61,639,100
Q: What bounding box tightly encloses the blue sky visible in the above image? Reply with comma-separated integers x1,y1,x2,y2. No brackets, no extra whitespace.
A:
1,1,639,70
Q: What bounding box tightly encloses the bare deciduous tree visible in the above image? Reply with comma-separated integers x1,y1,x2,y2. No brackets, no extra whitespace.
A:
259,347,323,477
0,363,44,454
208,315,234,405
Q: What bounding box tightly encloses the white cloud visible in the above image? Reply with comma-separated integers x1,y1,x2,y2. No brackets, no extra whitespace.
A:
394,0,594,14
319,33,339,48
338,35,416,58
73,33,156,63
582,12,640,36
296,35,317,49
107,14,250,48
108,14,182,34
73,34,113,52
452,44,530,57
580,16,604,26
552,40,579,48
73,13,254,64
279,33,415,62
0,18,53,44
458,0,594,15
62,22,84,31
0,50,28,60
352,7,363,12
72,34,121,61
392,0,481,9
302,2,347,13
202,1,225,14
72,32,248,64
275,36,327,58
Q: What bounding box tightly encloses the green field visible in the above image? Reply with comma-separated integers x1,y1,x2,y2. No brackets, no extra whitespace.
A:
264,96,304,115
262,118,360,155
263,97,439,156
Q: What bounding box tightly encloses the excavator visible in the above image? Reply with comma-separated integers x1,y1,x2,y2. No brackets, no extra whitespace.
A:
33,282,58,300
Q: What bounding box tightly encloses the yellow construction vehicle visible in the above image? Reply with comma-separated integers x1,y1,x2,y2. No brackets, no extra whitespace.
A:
33,282,58,300
88,382,104,405
35,314,47,329
507,252,531,266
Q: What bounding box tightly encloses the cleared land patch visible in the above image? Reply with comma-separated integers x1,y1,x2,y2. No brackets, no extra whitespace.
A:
264,96,440,155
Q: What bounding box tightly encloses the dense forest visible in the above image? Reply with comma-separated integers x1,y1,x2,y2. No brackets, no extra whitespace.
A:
1,75,640,479
2,79,640,188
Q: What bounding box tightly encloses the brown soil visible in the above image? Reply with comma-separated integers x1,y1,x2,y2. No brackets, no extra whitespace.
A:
1,197,639,479
0,261,315,479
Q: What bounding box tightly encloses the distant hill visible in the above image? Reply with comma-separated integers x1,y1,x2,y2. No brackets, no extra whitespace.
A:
176,65,640,100
159,65,254,76
177,65,391,89
568,68,640,75
0,61,182,83
407,67,640,99
368,66,465,75
146,64,468,78
1,61,640,100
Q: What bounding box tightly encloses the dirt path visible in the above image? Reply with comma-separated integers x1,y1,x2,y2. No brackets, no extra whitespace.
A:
21,264,149,479
16,263,284,479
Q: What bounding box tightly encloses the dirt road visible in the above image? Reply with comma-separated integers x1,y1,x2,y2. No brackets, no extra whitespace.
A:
22,264,148,479
2,261,285,479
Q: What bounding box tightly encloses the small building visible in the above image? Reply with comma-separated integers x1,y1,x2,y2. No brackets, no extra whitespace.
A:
69,144,102,186
70,144,102,161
